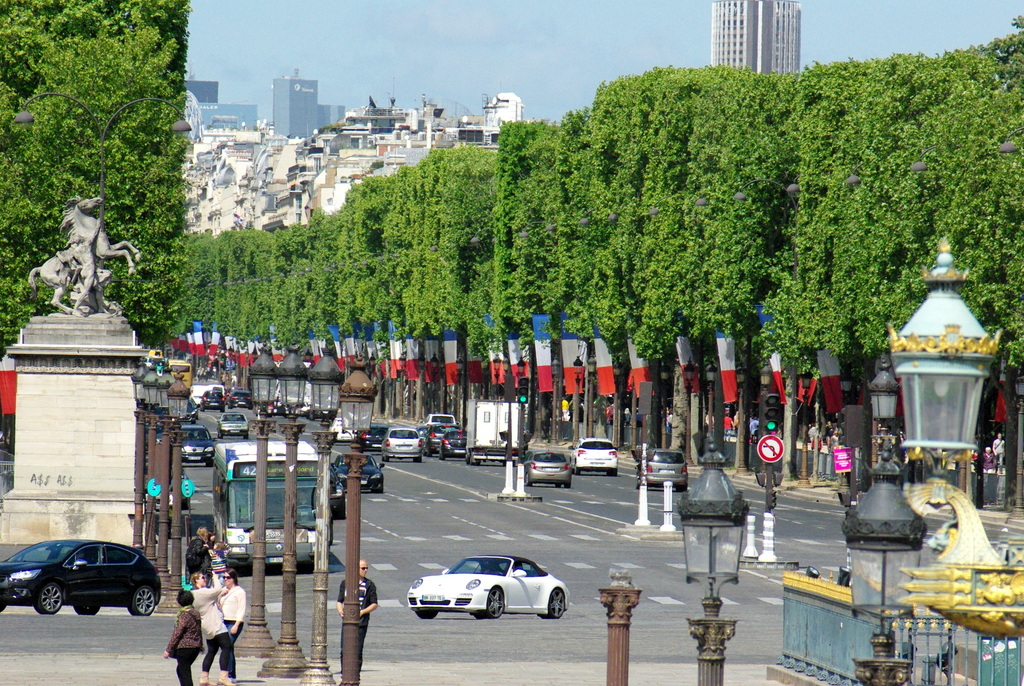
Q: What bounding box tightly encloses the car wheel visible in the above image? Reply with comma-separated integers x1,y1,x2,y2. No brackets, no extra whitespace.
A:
609,469,618,477
564,481,572,489
74,605,100,616
572,467,580,476
34,581,64,614
414,455,422,463
414,610,439,619
243,433,249,440
218,432,223,439
438,451,445,461
128,585,158,616
541,588,567,619
382,454,389,462
482,587,505,619
465,455,471,465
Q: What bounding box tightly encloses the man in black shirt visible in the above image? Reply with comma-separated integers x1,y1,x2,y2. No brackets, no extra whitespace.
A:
337,558,378,674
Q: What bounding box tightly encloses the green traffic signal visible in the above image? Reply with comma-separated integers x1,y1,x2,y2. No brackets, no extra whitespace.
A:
765,420,778,432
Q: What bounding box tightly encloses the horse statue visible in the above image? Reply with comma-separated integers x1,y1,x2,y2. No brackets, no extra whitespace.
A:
27,196,141,316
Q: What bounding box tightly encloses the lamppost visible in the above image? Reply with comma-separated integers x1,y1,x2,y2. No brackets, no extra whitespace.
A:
600,571,642,686
869,356,900,480
1011,372,1024,520
142,366,161,562
842,444,925,686
157,373,191,613
572,356,584,445
301,352,343,686
678,435,749,686
131,361,150,551
14,94,191,225
261,346,308,677
683,362,698,465
551,355,563,442
153,368,173,601
705,361,719,449
337,360,378,686
235,348,278,657
586,354,596,438
734,362,747,472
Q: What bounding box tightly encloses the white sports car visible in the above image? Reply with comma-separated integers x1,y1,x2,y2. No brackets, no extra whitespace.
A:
407,555,568,620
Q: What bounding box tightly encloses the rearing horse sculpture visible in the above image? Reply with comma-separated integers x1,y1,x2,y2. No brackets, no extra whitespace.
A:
27,196,141,316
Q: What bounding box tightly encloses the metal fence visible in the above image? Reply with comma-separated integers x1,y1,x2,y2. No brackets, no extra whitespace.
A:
0,458,13,509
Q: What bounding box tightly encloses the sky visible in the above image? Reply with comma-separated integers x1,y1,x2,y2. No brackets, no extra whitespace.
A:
187,1,1023,123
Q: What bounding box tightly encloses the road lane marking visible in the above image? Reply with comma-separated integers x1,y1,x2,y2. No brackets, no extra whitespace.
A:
721,597,739,605
419,563,446,569
405,536,427,541
361,537,386,542
666,563,687,570
377,599,403,608
487,534,514,540
570,534,600,541
443,535,472,541
611,562,643,569
565,562,595,569
528,534,558,540
794,538,825,546
649,596,686,605
372,563,397,571
759,597,784,605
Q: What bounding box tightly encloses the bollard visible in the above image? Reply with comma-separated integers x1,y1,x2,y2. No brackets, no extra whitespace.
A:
514,462,527,497
634,443,651,526
659,481,676,532
742,513,759,559
600,571,642,686
758,511,778,563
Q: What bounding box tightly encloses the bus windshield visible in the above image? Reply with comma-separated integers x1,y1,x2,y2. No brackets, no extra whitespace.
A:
226,480,317,530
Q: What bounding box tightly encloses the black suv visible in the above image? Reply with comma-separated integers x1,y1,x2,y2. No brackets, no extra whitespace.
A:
438,428,467,460
359,423,390,452
200,389,224,412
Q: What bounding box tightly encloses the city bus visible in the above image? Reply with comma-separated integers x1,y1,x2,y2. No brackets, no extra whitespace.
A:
167,359,193,388
212,440,329,568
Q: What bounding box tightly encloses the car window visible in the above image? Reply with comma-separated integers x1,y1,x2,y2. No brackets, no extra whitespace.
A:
75,544,102,566
390,429,418,439
444,430,464,439
222,413,245,421
513,560,546,577
651,451,685,464
533,453,567,463
370,426,389,437
579,440,614,450
184,427,211,440
8,541,79,563
449,557,511,576
103,545,136,565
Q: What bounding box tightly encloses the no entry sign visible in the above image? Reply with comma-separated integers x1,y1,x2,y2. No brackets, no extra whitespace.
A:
756,434,785,463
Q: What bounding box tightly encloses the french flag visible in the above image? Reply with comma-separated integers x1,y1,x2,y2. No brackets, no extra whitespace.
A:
560,314,582,395
186,331,195,356
444,329,459,385
364,323,379,361
593,326,615,396
531,315,553,393
424,337,439,383
346,323,361,364
0,356,16,415
715,332,737,404
327,325,343,364
467,352,485,384
769,352,788,403
308,330,321,363
675,336,700,393
507,332,525,379
193,321,206,357
388,322,403,379
817,349,844,414
485,315,502,384
209,323,220,357
626,336,652,396
406,336,421,380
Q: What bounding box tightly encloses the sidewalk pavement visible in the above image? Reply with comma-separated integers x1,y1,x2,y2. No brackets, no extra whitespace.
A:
0,654,780,685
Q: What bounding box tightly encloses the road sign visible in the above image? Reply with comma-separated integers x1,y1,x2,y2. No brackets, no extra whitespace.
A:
181,477,195,498
146,478,161,497
756,434,785,463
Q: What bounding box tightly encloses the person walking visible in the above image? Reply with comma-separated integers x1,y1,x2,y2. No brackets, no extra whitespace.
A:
190,571,234,686
993,432,1005,471
219,569,246,682
165,589,204,686
186,527,213,582
336,558,379,676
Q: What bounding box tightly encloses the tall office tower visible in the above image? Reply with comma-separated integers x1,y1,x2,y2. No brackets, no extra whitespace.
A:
273,73,320,138
711,0,801,74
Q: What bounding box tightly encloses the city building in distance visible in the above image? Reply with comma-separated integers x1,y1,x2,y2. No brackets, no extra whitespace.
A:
710,0,801,74
186,77,258,132
272,70,344,138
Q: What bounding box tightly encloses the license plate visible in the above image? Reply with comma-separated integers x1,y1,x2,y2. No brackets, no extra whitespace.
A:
268,556,283,564
420,594,445,602
658,469,674,474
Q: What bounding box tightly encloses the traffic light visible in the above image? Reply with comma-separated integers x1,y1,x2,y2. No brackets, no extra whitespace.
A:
763,392,782,434
766,487,777,511
516,377,530,404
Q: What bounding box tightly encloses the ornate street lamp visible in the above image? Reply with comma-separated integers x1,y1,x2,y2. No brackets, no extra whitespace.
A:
156,373,191,613
236,348,278,657
261,346,308,677
892,241,1023,637
338,359,378,686
705,361,719,447
678,436,749,686
868,358,899,423
301,352,343,686
843,444,926,686
552,355,563,442
572,356,584,445
1012,373,1024,520
131,362,150,550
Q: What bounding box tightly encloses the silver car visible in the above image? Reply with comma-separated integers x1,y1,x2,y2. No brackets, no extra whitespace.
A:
382,427,423,462
637,449,688,490
520,450,573,488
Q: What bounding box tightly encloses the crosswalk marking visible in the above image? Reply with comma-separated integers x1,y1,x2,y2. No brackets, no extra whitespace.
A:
552,500,574,504
528,534,558,541
430,498,449,502
361,537,386,542
759,597,784,605
486,534,514,540
419,563,446,569
368,497,388,502
377,599,404,608
371,563,397,571
459,498,480,502
794,538,824,546
721,597,739,605
405,536,427,541
649,596,686,605
444,535,471,541
570,534,600,541
584,501,602,505
565,562,595,569
611,562,643,569
666,563,688,570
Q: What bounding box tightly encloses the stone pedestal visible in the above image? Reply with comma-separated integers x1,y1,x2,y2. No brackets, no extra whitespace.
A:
0,314,145,544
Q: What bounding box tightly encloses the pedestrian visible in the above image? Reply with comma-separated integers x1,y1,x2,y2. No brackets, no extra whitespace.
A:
993,432,1005,471
748,416,759,441
210,540,228,584
983,446,997,473
164,589,204,686
190,571,234,686
605,403,614,438
219,569,246,682
337,558,379,676
186,527,213,581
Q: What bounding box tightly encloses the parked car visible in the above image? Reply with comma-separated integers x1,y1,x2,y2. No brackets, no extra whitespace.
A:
438,428,467,461
217,412,249,439
0,539,161,615
180,423,215,466
226,389,252,409
382,427,424,462
637,449,688,490
330,414,355,443
332,452,385,498
199,389,225,412
572,438,618,476
425,422,457,455
520,450,573,488
360,423,390,452
408,555,568,620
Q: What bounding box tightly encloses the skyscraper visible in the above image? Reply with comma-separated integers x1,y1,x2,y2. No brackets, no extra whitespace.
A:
711,0,801,75
273,74,320,138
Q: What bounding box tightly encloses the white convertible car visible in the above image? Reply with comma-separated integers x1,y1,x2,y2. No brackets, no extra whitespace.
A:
407,555,568,620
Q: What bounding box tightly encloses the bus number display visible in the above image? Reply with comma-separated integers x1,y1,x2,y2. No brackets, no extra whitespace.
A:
232,461,319,479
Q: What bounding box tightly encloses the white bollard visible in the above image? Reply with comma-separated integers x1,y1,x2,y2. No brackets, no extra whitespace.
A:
501,459,515,495
659,481,676,532
514,463,527,497
634,443,651,526
758,511,778,563
742,513,760,559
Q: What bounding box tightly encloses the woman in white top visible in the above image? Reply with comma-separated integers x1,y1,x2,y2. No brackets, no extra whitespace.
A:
190,572,234,686
219,568,247,682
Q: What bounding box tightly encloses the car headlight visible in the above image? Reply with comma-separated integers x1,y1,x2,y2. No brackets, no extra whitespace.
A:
9,569,41,581
466,579,481,590
411,578,423,590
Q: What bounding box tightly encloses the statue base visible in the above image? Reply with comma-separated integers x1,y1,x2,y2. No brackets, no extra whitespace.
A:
0,314,145,544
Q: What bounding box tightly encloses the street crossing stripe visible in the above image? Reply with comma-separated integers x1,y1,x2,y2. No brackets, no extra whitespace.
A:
443,535,471,540
721,597,739,605
570,534,599,540
565,562,595,569
649,596,686,605
419,563,446,569
377,599,403,607
759,597,784,605
666,563,687,569
372,563,397,571
405,536,427,541
486,534,514,540
361,537,386,542
528,534,558,540
611,562,643,569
